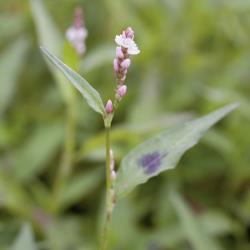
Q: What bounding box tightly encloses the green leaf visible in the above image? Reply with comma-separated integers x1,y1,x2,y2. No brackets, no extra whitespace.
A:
0,14,25,42
128,67,162,122
169,189,222,250
30,0,62,55
11,123,64,181
30,0,75,104
0,171,34,216
200,210,234,236
81,44,114,73
115,103,239,198
40,47,105,115
11,224,37,250
0,38,29,116
59,168,103,210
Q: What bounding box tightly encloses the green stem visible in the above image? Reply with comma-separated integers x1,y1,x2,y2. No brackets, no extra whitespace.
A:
101,126,113,250
105,127,111,202
101,92,120,249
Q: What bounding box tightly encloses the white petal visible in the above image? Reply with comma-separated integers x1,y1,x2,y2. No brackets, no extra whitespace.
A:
66,27,76,42
127,40,140,55
78,28,88,39
115,35,124,46
128,46,140,55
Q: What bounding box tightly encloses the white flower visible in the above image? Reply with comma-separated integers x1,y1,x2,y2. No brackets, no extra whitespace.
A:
66,26,88,55
115,35,140,55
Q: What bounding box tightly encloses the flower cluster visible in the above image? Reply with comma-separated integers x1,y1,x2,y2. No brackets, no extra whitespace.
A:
105,27,140,114
114,27,140,85
66,7,88,56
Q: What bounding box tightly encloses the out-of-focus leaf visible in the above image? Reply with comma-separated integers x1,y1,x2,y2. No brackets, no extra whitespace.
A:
11,224,37,250
151,227,185,248
30,181,51,211
81,45,114,73
128,67,162,122
30,0,75,104
203,86,250,121
63,41,80,71
223,0,250,10
59,168,103,210
0,14,25,42
0,171,33,216
110,198,141,247
169,189,222,250
41,47,105,115
11,123,64,181
0,38,29,116
115,103,238,198
30,0,62,55
200,210,234,236
45,218,92,250
203,130,235,156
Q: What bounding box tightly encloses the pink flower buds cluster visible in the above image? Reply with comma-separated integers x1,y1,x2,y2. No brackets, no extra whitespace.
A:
114,27,140,86
105,27,140,114
66,7,88,56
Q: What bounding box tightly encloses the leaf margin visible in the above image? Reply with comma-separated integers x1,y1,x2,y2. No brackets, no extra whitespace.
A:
40,46,105,115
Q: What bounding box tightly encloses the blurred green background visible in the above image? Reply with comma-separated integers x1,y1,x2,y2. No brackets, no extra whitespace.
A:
0,0,250,249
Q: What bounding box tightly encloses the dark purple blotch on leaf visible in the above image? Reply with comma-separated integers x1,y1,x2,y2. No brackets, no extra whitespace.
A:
138,151,167,175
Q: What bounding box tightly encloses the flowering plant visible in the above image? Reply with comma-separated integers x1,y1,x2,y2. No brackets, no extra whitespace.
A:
41,24,238,250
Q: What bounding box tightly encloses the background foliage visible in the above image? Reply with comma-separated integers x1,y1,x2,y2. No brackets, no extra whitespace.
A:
0,0,249,249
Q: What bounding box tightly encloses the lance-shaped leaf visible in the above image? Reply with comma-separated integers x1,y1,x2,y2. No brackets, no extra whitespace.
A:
40,47,105,115
115,103,238,199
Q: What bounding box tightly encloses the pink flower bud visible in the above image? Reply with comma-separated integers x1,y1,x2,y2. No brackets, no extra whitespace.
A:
116,46,124,59
74,7,84,29
105,100,113,113
117,85,127,97
125,27,135,39
113,58,119,73
121,58,131,70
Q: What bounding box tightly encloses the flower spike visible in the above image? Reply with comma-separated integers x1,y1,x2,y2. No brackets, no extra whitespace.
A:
66,7,88,56
113,27,140,86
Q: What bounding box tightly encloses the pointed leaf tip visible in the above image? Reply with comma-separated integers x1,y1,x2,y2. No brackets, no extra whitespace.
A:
40,47,105,115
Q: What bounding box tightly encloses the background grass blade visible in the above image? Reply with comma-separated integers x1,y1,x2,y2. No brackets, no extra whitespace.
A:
169,189,222,250
0,38,29,116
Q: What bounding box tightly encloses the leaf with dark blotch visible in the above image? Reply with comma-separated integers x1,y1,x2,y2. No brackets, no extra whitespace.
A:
138,151,167,175
115,103,239,199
